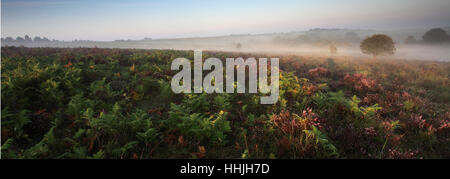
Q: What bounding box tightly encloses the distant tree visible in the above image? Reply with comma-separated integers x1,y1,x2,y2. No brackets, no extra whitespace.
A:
34,36,42,42
16,36,26,42
5,37,14,42
329,44,337,54
236,43,242,50
404,35,417,44
24,35,32,42
422,28,449,44
360,34,395,57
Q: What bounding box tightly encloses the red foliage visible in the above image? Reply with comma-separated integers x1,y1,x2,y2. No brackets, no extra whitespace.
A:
342,73,377,93
271,110,306,135
308,67,329,78
64,61,73,68
301,108,321,129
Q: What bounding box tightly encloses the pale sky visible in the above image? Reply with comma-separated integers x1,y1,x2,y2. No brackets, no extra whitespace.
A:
2,0,450,41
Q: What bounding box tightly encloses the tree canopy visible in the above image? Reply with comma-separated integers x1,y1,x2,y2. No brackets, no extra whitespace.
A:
422,28,450,44
360,34,395,57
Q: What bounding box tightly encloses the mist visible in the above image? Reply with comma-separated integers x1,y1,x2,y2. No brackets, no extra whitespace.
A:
2,28,450,62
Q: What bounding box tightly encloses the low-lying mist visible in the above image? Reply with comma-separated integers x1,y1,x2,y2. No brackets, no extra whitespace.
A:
2,28,450,61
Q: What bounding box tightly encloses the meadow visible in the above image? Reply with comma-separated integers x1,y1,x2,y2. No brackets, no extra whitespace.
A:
1,46,449,159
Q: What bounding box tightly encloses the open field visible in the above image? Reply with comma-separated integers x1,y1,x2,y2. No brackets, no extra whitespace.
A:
1,47,449,159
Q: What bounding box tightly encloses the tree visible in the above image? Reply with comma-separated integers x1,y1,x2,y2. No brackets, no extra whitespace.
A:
422,28,449,44
360,34,395,57
404,35,417,44
5,37,14,42
24,35,32,42
236,43,242,50
329,44,337,54
16,36,25,42
34,36,42,42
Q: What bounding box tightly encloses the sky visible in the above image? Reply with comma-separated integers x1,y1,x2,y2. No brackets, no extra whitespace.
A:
2,0,450,41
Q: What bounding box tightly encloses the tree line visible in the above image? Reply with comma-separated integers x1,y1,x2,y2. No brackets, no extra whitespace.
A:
1,35,58,43
405,28,450,44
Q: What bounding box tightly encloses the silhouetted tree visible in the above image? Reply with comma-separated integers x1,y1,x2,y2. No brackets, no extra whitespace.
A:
236,43,242,50
34,36,42,42
422,28,449,44
5,37,14,42
329,44,337,54
360,34,395,57
404,35,417,44
24,35,32,42
16,37,26,42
